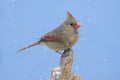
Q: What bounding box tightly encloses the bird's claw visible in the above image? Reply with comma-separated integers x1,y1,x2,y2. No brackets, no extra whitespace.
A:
62,48,72,57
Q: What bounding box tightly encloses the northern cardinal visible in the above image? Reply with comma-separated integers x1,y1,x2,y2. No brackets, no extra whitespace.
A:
17,12,81,54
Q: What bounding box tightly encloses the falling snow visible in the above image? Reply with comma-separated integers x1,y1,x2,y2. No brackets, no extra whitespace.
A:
11,0,15,2
13,39,17,43
80,37,84,41
75,67,80,71
1,0,119,80
43,47,48,52
87,18,91,24
104,54,110,63
88,5,91,9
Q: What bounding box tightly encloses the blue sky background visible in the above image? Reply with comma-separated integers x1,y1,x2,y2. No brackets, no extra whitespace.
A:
0,0,120,80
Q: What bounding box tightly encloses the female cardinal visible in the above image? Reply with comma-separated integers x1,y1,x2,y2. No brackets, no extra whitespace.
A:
17,12,81,54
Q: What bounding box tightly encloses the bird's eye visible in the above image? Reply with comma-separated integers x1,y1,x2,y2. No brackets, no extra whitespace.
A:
70,23,74,26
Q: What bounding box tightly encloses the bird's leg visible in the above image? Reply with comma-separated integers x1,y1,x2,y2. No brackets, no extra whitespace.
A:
68,48,73,52
55,51,62,55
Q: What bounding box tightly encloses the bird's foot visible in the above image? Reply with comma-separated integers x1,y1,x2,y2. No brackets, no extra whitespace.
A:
62,48,72,57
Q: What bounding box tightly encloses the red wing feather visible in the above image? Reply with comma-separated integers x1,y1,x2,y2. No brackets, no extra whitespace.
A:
42,33,62,42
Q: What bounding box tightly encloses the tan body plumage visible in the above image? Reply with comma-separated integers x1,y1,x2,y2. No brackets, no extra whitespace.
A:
17,12,80,53
41,24,79,51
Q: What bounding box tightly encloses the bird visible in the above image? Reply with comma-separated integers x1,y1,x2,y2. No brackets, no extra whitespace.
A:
17,12,81,54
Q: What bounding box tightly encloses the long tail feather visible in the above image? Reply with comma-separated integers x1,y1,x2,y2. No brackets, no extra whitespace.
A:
17,41,40,53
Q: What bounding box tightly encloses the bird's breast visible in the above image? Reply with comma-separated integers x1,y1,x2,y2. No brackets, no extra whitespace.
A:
69,33,79,47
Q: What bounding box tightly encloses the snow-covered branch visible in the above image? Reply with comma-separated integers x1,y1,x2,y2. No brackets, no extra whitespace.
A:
50,50,80,80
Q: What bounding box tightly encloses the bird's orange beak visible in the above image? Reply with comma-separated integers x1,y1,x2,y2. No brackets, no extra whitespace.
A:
74,23,80,29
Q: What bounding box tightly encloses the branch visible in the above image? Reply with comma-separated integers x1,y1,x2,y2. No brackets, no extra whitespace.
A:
50,50,80,80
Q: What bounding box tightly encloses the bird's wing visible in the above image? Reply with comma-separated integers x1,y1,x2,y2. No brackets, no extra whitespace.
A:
41,32,62,42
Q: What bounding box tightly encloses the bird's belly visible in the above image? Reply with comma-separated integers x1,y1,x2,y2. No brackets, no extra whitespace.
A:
67,34,79,47
40,33,79,51
45,42,66,51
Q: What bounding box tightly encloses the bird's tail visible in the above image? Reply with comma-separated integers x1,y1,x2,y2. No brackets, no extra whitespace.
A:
17,41,40,53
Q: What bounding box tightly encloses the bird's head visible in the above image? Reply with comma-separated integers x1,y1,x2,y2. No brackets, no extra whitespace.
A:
64,12,81,29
